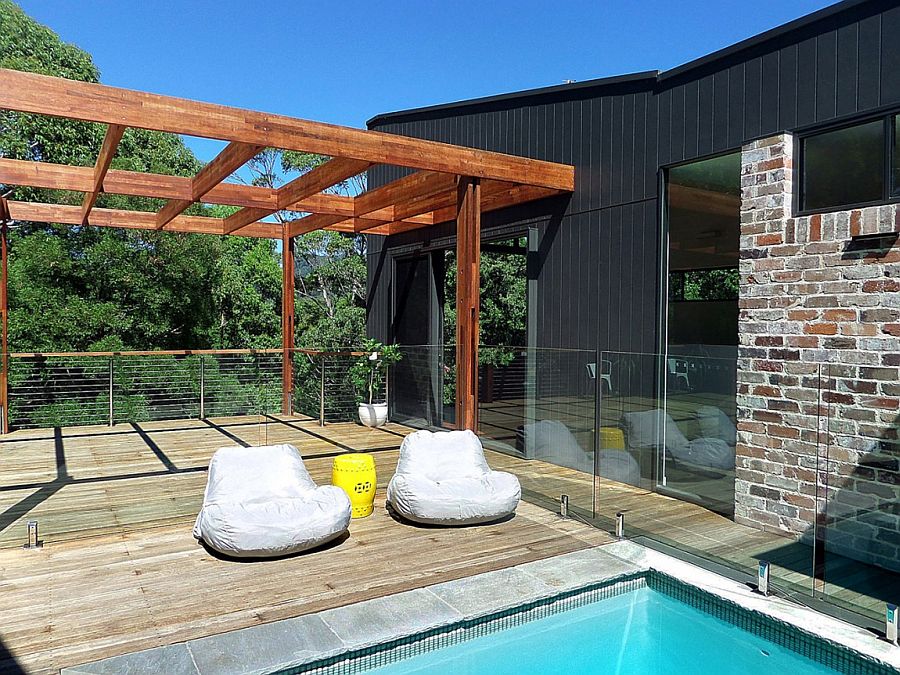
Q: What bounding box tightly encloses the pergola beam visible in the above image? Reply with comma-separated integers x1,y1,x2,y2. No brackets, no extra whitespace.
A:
277,158,371,210
0,68,574,191
0,158,440,230
0,158,276,208
353,170,453,225
81,123,125,224
223,157,371,234
7,201,279,238
155,141,263,229
373,184,565,236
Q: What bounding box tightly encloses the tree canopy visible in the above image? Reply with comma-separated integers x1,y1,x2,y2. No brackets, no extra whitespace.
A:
0,0,368,354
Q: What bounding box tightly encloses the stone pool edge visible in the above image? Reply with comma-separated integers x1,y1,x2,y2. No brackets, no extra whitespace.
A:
60,540,900,675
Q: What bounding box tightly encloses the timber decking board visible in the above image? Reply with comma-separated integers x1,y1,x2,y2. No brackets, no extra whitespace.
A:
0,416,608,674
0,415,896,674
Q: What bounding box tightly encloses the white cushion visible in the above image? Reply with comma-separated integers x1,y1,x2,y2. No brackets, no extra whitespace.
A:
387,430,521,525
193,444,351,558
621,409,690,454
684,437,735,470
523,419,592,473
696,405,738,446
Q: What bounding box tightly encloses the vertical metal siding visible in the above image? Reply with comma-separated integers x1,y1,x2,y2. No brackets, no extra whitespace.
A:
366,0,900,352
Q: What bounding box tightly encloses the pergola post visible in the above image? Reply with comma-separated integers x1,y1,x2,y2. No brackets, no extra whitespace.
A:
455,177,481,431
281,227,295,416
0,216,8,435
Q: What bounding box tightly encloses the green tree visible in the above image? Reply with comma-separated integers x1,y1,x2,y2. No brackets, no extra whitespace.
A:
443,237,528,359
0,0,284,353
239,149,369,351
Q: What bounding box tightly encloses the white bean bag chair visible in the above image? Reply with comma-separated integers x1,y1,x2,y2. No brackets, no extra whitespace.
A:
193,444,351,558
696,405,738,446
523,419,592,473
622,409,734,470
387,429,521,525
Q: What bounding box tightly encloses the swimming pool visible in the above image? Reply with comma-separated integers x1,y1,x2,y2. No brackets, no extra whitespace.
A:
299,573,893,675
367,586,835,674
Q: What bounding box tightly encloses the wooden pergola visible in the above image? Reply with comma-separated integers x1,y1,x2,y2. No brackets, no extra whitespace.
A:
0,68,574,433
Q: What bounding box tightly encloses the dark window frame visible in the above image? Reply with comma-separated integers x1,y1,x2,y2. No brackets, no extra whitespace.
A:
892,114,900,199
796,111,899,216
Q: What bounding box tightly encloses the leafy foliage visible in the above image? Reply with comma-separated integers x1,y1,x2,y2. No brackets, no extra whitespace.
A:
443,237,528,364
669,268,739,302
348,338,402,405
0,3,371,427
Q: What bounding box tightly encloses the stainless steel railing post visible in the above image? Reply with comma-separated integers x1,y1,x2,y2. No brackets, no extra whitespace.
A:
319,357,326,426
199,355,205,419
108,356,114,427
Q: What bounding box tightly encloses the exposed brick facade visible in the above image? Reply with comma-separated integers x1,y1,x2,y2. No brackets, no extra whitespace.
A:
736,134,900,572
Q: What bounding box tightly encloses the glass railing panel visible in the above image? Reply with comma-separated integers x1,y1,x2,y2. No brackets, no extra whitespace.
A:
0,349,288,549
481,346,597,518
594,350,667,535
656,350,737,517
821,362,900,624
389,344,597,518
593,349,803,593
390,344,445,429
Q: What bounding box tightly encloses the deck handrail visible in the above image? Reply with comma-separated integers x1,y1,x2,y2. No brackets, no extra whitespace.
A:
4,348,372,431
8,348,368,358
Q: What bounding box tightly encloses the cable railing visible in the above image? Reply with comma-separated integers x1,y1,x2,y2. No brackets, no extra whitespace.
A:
5,349,370,430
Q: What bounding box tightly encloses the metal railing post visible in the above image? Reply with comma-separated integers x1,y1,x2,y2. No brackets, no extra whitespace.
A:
319,357,326,426
199,355,205,419
108,356,114,427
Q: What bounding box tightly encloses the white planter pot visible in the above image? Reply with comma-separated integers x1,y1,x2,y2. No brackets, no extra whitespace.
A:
358,403,388,428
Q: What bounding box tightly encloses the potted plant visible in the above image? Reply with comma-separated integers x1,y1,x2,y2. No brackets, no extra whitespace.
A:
349,339,402,427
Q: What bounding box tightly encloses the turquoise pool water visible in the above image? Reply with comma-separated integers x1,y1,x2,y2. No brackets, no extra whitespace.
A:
368,587,838,674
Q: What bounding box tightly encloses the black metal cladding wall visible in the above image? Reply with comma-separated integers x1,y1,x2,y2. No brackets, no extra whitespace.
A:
366,0,900,353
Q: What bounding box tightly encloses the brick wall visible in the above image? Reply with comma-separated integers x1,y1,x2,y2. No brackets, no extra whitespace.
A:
736,133,900,572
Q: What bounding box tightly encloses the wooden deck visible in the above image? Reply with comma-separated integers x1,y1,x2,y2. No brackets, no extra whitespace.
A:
487,450,900,625
0,416,610,674
0,415,897,673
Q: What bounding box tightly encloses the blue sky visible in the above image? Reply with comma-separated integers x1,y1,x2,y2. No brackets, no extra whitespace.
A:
19,0,835,162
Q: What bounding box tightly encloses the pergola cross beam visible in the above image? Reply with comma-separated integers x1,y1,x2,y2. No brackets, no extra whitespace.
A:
223,157,371,234
81,123,125,224
155,141,263,229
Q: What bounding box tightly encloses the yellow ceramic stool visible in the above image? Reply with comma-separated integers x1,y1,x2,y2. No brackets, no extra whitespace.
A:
332,453,377,518
599,426,625,450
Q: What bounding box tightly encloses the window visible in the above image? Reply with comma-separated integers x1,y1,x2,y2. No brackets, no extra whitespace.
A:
801,119,884,211
665,151,740,348
669,269,739,302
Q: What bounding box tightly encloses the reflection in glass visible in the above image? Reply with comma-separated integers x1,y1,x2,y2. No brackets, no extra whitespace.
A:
802,119,884,211
664,152,740,515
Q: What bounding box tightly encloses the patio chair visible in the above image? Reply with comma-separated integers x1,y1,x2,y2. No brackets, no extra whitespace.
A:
387,429,521,525
193,444,351,558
